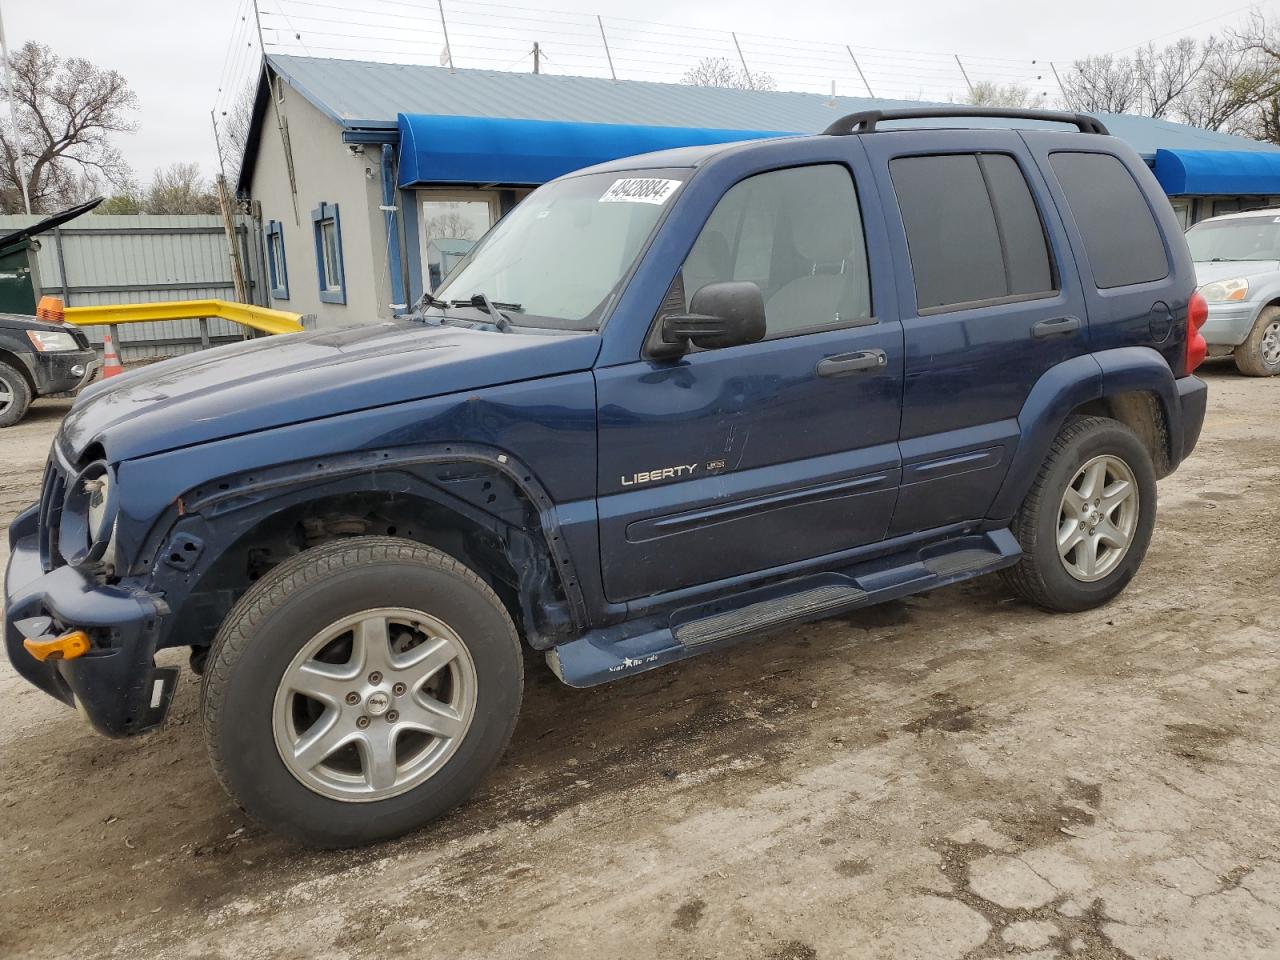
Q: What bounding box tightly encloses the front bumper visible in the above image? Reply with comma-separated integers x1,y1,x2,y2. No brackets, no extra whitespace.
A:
4,505,177,737
1201,301,1257,348
31,348,99,396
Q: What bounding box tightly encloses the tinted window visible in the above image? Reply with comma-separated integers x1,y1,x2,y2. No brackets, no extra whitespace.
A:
891,153,1055,312
1050,152,1168,289
680,164,870,337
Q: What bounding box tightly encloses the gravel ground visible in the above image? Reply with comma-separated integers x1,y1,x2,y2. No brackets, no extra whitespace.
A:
1,367,1278,960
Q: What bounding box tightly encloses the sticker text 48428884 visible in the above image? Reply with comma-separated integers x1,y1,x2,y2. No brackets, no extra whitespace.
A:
599,178,683,205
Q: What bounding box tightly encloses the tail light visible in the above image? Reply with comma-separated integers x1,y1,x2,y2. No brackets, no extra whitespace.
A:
1184,290,1208,376
35,296,65,323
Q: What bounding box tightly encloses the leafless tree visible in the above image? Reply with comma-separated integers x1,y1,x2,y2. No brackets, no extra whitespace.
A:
1059,53,1141,114
681,56,777,92
961,81,1036,109
1060,23,1280,143
141,162,219,215
0,41,138,213
1132,38,1209,118
216,80,258,183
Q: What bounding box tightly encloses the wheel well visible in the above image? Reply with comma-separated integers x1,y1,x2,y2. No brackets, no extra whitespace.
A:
167,481,575,660
1070,390,1171,477
0,348,34,390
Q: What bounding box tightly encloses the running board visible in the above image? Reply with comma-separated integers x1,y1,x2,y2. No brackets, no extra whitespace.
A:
547,529,1021,687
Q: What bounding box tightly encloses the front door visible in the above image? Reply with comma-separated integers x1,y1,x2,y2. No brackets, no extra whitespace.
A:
595,161,905,604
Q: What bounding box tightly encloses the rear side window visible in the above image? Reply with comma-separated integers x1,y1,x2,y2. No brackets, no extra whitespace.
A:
1049,152,1168,289
891,153,1055,313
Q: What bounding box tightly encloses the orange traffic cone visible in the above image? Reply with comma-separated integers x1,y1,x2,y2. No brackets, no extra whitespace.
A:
101,333,124,379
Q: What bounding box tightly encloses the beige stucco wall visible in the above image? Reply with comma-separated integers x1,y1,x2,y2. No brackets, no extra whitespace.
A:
248,80,394,328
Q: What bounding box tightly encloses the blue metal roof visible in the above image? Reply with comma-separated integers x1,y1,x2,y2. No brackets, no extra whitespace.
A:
396,113,790,186
1153,148,1280,196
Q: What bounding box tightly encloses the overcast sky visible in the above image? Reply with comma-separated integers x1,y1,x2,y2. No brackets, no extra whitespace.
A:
5,0,1268,185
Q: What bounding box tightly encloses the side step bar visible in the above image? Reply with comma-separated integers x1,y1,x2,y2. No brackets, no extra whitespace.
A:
548,529,1021,687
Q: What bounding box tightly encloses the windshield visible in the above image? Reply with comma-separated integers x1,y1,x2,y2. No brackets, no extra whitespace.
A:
1186,215,1280,262
432,169,687,329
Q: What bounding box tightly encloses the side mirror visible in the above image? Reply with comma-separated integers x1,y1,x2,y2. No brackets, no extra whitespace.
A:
661,281,766,351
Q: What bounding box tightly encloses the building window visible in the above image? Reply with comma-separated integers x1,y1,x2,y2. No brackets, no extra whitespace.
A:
418,193,497,291
265,220,288,300
311,202,346,304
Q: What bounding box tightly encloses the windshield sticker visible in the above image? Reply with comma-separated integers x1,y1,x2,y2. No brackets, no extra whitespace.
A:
600,178,682,205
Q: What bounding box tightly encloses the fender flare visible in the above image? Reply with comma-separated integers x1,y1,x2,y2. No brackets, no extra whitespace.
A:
987,347,1181,520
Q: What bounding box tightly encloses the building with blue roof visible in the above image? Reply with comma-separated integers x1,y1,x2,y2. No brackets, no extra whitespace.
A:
238,54,1280,325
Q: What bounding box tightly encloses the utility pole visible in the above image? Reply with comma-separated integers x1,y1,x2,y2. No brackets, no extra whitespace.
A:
532,41,540,75
215,173,249,303
0,2,31,214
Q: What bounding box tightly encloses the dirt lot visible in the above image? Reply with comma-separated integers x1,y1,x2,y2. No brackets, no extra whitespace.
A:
1,367,1278,960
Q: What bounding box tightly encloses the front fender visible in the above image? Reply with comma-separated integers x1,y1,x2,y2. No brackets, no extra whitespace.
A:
987,347,1182,521
135,444,593,649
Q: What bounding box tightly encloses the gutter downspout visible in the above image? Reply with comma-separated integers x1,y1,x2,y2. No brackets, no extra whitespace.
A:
381,143,408,313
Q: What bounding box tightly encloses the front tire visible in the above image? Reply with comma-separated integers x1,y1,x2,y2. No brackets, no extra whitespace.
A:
202,537,523,848
1001,416,1157,613
1233,305,1280,377
0,361,32,427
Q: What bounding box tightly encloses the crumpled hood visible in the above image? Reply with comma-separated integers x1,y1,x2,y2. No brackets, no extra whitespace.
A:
60,320,601,462
1194,260,1280,285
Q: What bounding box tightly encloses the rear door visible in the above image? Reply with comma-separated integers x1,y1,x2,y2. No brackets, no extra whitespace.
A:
594,155,905,604
861,130,1090,534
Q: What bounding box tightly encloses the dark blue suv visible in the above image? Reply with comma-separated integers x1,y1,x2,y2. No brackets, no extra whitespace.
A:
4,108,1208,846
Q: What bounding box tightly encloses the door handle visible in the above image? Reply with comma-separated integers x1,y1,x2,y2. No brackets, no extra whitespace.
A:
816,349,887,377
1032,316,1081,339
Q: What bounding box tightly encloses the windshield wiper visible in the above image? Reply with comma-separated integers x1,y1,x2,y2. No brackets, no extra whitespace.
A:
451,293,521,332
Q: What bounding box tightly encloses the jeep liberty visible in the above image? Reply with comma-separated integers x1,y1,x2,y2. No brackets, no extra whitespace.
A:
4,108,1209,847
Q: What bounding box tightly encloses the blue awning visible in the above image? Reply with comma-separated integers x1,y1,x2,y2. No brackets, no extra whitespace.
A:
1154,148,1280,196
396,113,791,187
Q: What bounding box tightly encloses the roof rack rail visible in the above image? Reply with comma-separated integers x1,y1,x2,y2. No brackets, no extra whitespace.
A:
822,107,1110,137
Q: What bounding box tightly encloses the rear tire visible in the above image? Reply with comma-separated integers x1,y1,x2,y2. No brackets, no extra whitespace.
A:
1000,416,1157,613
202,537,523,848
1233,305,1280,377
0,361,32,427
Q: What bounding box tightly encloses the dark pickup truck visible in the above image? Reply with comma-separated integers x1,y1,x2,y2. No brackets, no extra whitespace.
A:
5,108,1207,847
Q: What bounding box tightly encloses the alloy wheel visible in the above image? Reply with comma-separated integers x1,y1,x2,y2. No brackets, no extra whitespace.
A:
272,607,477,802
1057,454,1140,583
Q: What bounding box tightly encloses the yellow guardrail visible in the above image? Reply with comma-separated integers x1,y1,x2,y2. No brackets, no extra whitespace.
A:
63,299,304,336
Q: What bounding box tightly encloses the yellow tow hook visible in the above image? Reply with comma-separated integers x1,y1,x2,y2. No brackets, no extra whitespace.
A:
23,630,91,662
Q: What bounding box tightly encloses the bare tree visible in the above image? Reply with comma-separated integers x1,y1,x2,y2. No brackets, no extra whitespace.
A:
1060,26,1280,145
216,80,258,183
141,162,219,215
681,56,777,92
961,81,1035,108
1060,53,1141,114
1132,38,1209,118
0,41,138,213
